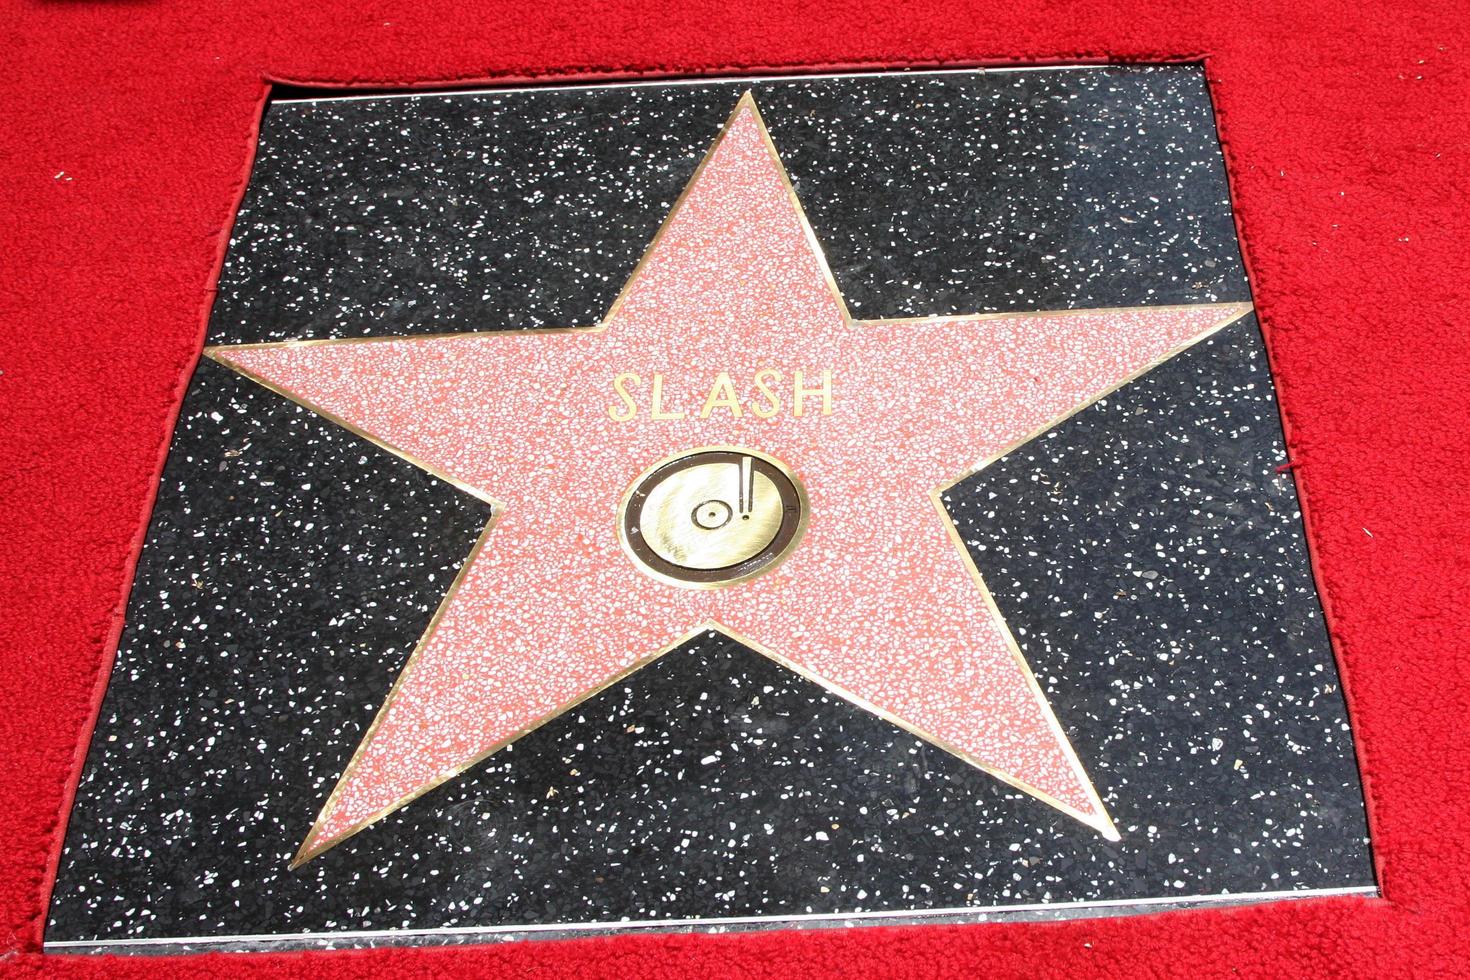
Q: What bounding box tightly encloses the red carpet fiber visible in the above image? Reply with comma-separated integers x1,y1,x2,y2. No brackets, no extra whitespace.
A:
4,1,1468,975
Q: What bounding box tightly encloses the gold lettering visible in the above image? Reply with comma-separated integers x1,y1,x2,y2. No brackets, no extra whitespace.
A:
793,369,833,417
608,372,641,422
650,373,686,420
750,368,783,419
606,369,833,421
699,372,744,419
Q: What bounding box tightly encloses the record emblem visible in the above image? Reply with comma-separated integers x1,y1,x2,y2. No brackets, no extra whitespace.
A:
619,448,807,587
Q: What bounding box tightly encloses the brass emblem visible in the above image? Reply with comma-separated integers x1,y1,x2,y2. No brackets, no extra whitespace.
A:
619,448,807,588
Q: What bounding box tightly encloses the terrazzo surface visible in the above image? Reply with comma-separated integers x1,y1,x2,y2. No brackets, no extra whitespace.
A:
47,66,1372,948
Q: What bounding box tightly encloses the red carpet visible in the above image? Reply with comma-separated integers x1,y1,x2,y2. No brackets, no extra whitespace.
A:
3,1,1466,975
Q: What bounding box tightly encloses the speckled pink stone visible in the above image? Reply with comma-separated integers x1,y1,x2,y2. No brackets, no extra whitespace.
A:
216,99,1246,859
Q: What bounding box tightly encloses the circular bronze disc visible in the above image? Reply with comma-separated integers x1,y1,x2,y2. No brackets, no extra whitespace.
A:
619,448,807,588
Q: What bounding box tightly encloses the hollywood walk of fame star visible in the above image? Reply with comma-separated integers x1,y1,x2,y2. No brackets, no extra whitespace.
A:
208,93,1250,866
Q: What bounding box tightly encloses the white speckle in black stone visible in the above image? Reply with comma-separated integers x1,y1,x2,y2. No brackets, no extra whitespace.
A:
47,67,1371,950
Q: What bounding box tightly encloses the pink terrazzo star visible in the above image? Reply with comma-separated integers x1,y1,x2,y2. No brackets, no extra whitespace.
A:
210,93,1250,865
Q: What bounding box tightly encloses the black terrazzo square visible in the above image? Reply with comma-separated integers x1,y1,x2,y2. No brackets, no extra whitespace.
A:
46,66,1373,953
